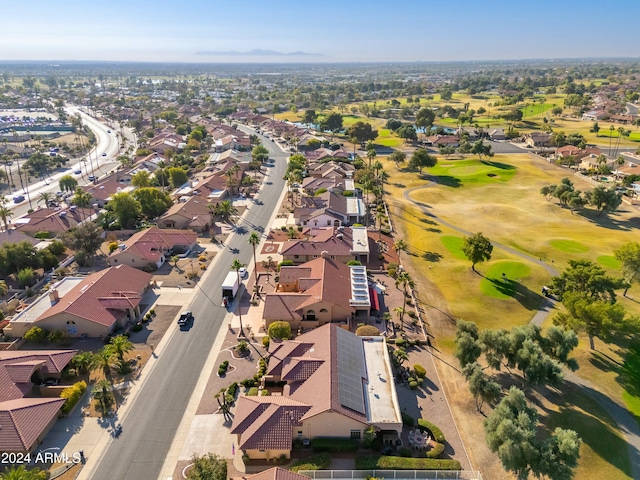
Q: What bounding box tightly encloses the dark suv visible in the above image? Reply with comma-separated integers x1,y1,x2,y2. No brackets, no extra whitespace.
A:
177,311,193,326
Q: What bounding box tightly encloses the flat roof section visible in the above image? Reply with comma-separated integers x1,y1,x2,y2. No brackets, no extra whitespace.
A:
362,337,402,428
11,278,84,325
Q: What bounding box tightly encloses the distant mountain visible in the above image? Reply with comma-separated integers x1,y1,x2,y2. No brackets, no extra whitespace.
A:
195,49,323,57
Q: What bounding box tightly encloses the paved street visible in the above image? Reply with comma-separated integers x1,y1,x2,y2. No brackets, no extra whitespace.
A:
83,129,288,480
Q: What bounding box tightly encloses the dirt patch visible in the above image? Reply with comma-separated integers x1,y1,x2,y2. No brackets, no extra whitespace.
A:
266,228,304,242
129,305,181,347
151,251,216,288
366,230,399,271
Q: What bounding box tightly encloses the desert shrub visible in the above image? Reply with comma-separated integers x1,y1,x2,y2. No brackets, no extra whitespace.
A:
417,419,445,443
413,364,427,378
426,442,445,459
60,381,87,414
227,382,238,398
261,389,270,396
355,325,380,336
149,309,155,316
268,321,291,340
241,378,256,388
407,310,417,318
198,255,207,262
395,338,407,348
143,263,158,272
24,326,48,344
310,438,358,453
247,387,259,396
108,241,119,254
289,453,331,472
200,264,206,270
409,380,418,389
262,336,270,348
48,329,71,346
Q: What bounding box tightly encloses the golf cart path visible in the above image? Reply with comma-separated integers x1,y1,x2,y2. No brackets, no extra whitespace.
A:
402,182,640,479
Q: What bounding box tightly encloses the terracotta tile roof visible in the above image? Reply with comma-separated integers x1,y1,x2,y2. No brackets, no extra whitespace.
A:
262,295,308,322
4,361,45,384
0,350,77,377
15,208,94,236
0,229,39,247
232,397,310,450
281,227,354,257
160,195,212,221
0,397,66,452
241,467,310,480
108,228,197,263
37,265,151,328
266,342,315,376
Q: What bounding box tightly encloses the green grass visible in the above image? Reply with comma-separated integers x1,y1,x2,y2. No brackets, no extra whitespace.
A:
480,261,532,299
520,102,557,118
545,387,632,480
440,236,466,259
597,255,621,269
428,158,518,187
549,239,589,254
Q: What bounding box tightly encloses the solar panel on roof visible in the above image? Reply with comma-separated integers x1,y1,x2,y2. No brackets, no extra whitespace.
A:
336,328,366,414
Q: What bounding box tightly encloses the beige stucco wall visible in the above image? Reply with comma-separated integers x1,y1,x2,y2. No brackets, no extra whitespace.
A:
264,300,352,331
284,253,353,265
242,448,289,460
298,411,368,439
108,249,163,269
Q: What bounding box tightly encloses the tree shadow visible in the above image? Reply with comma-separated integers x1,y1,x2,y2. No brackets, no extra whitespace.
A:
486,278,543,312
431,175,462,188
480,160,516,170
419,217,438,226
422,251,443,262
393,183,406,188
578,207,640,232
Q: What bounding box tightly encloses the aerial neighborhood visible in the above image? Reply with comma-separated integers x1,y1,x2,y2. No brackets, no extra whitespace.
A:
1,58,640,480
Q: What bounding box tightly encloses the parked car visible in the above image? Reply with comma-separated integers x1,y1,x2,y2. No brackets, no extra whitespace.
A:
238,267,247,278
88,174,96,182
177,311,193,326
13,194,25,203
43,378,59,386
74,169,82,174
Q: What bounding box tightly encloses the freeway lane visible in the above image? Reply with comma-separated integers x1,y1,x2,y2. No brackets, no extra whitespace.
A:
89,131,288,480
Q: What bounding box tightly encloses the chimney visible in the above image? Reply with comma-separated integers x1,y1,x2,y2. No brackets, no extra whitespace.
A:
320,251,329,258
49,289,60,305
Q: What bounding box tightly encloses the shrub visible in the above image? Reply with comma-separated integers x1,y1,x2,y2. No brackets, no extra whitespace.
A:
378,254,385,261
108,241,119,254
47,240,66,256
24,326,48,344
16,267,36,288
395,338,407,348
289,453,331,473
247,387,259,396
48,329,70,346
277,260,294,270
409,380,418,389
143,263,158,273
241,378,256,388
398,447,412,457
401,411,415,427
268,321,291,340
131,323,143,332
418,419,445,443
149,309,155,316
310,437,359,453
355,456,461,470
60,381,87,414
198,255,207,262
342,190,354,197
236,341,249,354
227,382,238,398
426,442,445,459
261,389,270,396
200,264,206,270
355,325,380,336
262,336,270,348
414,364,427,379
407,310,417,319
54,267,68,278
35,231,51,239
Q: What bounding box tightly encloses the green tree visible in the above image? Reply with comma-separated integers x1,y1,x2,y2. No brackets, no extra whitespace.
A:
71,351,94,374
251,145,269,164
462,232,493,272
91,347,117,378
268,320,291,341
131,170,152,187
470,140,494,159
586,185,622,216
536,428,582,480
302,109,317,124
408,148,437,174
108,334,134,362
389,151,406,168
614,242,640,296
108,192,142,229
59,174,78,192
0,198,14,231
248,231,260,273
454,320,482,368
554,292,640,349
0,465,46,480
92,379,114,414
415,108,436,138
186,453,227,480
323,112,343,136
214,200,238,222
133,187,173,219
551,259,623,303
168,167,188,189
0,279,7,296
24,326,48,344
347,121,378,146
16,267,35,287
62,222,103,266
462,362,501,412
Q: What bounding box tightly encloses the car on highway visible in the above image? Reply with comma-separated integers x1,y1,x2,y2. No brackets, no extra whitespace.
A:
13,194,25,203
177,311,193,327
238,267,247,278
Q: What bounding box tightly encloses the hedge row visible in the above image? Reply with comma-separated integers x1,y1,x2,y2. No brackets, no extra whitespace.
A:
60,381,87,414
418,419,445,443
289,453,331,473
426,442,445,459
311,437,359,452
355,456,461,470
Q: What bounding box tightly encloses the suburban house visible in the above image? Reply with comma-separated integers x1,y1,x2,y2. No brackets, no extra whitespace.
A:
236,468,309,480
107,227,198,269
157,196,213,232
294,190,366,227
0,350,76,452
281,226,370,264
303,148,350,163
0,229,40,248
553,145,602,163
488,128,506,141
524,132,552,148
307,161,355,180
426,135,459,148
13,207,95,237
231,324,402,460
5,264,152,338
262,256,371,330
148,132,186,155
582,109,607,121
84,174,136,207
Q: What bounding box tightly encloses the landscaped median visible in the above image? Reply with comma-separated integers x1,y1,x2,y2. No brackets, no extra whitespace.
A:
355,456,461,470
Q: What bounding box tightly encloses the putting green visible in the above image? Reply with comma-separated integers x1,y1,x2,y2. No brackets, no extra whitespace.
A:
430,159,517,185
480,261,532,299
441,235,467,259
597,255,621,269
549,239,589,254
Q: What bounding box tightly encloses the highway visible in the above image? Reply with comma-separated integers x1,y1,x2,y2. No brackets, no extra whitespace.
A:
4,105,128,218
88,129,288,480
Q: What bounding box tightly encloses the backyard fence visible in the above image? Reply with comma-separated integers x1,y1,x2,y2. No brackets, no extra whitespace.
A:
298,470,482,480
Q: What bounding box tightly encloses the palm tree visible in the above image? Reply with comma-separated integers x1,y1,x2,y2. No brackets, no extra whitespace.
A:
0,198,14,231
231,259,246,337
215,200,238,223
73,187,93,221
108,334,134,363
92,379,114,415
91,347,117,379
262,256,276,284
394,239,407,260
395,271,414,330
0,465,46,480
38,191,53,207
248,231,260,273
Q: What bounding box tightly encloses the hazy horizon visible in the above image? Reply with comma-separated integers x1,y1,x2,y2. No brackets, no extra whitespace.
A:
2,0,639,63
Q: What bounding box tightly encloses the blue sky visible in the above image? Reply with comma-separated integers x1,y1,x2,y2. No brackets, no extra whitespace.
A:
2,0,639,62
